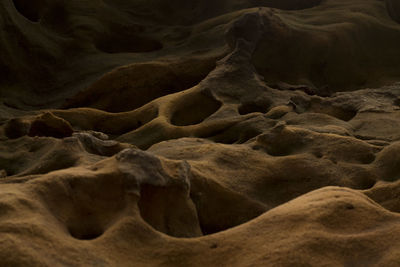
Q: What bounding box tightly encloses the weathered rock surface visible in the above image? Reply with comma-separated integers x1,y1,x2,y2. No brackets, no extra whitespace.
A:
2,0,400,266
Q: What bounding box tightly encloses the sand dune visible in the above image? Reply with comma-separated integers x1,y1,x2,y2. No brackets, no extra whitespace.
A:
2,0,400,266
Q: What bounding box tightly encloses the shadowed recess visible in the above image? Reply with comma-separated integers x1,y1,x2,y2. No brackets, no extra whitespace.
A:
12,0,42,22
68,221,104,240
171,92,222,126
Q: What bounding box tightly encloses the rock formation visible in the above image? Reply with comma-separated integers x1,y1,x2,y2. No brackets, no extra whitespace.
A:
1,0,400,266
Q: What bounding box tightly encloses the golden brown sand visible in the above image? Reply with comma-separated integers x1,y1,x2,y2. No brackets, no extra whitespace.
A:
1,0,400,266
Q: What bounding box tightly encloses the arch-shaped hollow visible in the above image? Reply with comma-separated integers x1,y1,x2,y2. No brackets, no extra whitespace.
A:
68,222,104,240
170,93,222,126
13,0,42,22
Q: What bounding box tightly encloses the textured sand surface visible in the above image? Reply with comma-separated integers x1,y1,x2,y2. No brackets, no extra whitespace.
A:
2,0,400,266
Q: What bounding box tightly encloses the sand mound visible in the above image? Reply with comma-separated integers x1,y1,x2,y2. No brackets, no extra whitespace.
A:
2,0,400,266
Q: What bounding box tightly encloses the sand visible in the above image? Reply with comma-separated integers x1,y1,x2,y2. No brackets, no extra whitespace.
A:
1,0,400,266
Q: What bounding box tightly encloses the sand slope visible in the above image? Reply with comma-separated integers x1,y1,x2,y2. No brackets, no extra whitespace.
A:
2,0,400,266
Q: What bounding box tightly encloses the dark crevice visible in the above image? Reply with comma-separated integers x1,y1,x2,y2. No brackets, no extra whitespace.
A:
358,179,377,190
360,153,376,165
238,102,270,115
171,93,222,126
4,118,30,139
319,107,357,122
290,96,358,122
261,0,323,10
68,225,104,240
13,0,41,22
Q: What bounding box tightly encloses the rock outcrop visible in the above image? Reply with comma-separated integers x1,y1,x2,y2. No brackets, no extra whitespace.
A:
2,0,400,266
